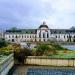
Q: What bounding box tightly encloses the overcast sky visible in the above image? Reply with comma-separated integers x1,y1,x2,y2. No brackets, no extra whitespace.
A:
0,0,75,30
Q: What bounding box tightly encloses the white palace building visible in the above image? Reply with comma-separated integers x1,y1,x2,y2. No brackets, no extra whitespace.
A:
4,22,75,43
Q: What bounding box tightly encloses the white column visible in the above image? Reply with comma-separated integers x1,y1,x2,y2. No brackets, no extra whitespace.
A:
41,30,43,38
48,30,50,38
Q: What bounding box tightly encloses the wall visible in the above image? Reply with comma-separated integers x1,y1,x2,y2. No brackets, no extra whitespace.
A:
25,56,75,67
0,54,14,75
5,34,36,43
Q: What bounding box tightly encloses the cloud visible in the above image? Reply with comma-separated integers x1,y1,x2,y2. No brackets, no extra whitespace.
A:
52,0,75,13
0,0,75,29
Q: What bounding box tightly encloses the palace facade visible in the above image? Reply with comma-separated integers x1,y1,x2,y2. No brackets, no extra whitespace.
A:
4,22,75,43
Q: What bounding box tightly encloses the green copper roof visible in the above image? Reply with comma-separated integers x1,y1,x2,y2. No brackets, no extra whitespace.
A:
39,25,48,28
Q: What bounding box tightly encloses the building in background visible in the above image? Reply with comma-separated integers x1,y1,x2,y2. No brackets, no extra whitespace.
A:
4,22,75,43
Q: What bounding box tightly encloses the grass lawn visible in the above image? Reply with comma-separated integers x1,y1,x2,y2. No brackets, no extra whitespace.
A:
49,50,75,58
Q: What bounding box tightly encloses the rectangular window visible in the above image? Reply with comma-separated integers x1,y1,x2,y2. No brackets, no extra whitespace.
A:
12,39,14,42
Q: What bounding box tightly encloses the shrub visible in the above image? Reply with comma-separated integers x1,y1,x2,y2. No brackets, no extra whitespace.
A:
51,43,64,50
63,49,68,53
35,45,50,56
14,47,32,63
0,39,9,48
0,45,13,55
37,45,49,51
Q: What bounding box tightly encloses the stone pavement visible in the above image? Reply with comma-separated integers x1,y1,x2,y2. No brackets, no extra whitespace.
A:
8,65,28,75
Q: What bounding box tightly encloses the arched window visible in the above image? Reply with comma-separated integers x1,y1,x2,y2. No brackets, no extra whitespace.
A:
43,33,45,38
